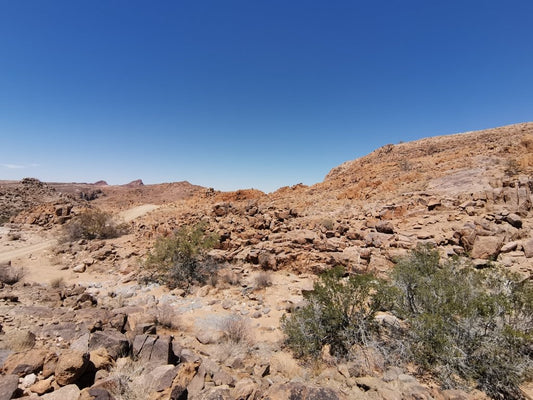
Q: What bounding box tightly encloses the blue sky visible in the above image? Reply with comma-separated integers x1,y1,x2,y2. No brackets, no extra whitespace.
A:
1,1,532,192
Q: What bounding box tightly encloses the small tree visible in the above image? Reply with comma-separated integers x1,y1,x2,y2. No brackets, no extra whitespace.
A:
144,224,219,290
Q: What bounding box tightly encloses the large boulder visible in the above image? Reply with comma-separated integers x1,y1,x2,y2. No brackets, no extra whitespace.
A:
1,349,48,376
55,350,90,386
89,330,130,359
132,334,176,366
471,236,503,259
0,374,20,400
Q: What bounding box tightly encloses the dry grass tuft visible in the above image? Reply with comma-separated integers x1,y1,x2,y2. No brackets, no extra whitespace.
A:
50,277,65,288
155,304,182,330
253,271,272,289
219,315,252,345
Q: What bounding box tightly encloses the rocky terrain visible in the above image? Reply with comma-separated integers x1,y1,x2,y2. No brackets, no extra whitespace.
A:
0,122,532,399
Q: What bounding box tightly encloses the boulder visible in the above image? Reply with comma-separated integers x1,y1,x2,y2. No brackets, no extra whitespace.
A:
0,374,20,400
471,236,503,259
265,382,345,400
41,384,81,400
139,364,179,393
29,377,54,395
55,350,90,386
1,349,48,376
89,347,115,371
132,334,175,366
89,330,130,359
523,238,533,258
505,213,523,228
169,362,199,400
376,221,395,234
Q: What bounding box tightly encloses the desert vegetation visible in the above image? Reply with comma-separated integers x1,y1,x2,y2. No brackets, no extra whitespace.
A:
143,223,219,290
282,245,533,399
62,208,128,241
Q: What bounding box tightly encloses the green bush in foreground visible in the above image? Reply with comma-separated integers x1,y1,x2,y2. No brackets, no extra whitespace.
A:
281,266,390,359
281,245,533,399
144,224,219,290
392,245,532,399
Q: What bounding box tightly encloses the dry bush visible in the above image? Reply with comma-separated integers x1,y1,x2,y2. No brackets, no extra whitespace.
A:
0,264,24,285
253,271,272,289
155,305,182,330
63,208,129,242
520,133,533,150
50,277,65,288
217,268,241,287
219,315,251,345
107,358,155,400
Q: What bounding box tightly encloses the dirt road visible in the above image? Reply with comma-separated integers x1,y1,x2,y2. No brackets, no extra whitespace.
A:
0,239,57,264
119,204,159,222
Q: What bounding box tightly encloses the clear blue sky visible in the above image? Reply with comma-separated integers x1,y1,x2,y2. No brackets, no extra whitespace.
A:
1,1,532,192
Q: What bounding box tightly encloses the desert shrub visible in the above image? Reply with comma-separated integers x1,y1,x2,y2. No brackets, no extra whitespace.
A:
281,266,390,360
253,270,272,289
505,158,522,177
391,244,533,399
155,304,181,330
281,246,532,399
219,315,251,345
63,208,128,241
144,224,219,290
0,264,24,285
107,358,154,400
217,268,241,287
50,277,65,288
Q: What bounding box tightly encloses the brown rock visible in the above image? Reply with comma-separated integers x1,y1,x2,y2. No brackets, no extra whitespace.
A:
265,382,345,400
169,362,199,399
89,347,115,371
523,238,533,258
55,350,90,386
471,236,503,259
41,384,81,399
29,377,54,395
88,330,130,359
376,220,395,234
42,352,59,378
2,349,48,376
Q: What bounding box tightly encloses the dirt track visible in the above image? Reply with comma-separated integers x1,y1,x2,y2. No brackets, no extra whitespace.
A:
0,239,57,264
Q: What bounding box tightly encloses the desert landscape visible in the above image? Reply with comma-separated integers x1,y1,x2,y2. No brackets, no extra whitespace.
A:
0,122,532,399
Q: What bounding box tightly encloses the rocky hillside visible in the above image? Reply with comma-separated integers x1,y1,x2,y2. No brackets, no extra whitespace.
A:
0,178,77,226
1,122,532,400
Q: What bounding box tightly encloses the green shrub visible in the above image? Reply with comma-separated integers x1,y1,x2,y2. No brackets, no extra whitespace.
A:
281,266,389,360
63,208,128,241
144,224,219,290
281,245,532,399
391,244,533,399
